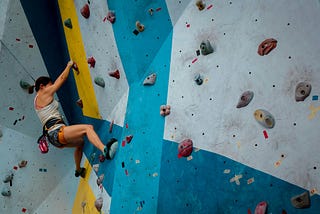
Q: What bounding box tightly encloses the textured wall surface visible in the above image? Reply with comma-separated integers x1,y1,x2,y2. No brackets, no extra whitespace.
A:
1,0,320,213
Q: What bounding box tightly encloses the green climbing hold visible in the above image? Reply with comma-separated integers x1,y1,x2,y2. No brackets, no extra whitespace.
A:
20,80,31,90
64,18,72,29
94,77,105,88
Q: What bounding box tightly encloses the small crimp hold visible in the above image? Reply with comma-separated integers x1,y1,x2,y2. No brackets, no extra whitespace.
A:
257,38,277,56
72,62,79,75
1,187,11,197
291,191,310,209
148,8,154,15
64,18,72,29
87,56,96,68
94,77,105,88
3,173,13,183
95,196,103,211
136,21,145,32
295,82,311,102
160,105,171,116
178,139,193,158
194,74,203,85
143,73,157,85
109,69,120,79
126,135,133,143
76,99,83,108
200,40,214,55
254,109,275,129
254,201,268,214
236,91,254,108
18,160,28,168
107,11,116,24
80,4,90,19
196,0,206,10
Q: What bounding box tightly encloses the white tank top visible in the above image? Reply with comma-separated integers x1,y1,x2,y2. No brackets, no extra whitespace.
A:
34,95,62,126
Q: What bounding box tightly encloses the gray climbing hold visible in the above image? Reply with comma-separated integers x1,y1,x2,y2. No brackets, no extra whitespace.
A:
194,74,203,85
20,80,31,90
94,77,105,88
291,191,310,209
64,18,72,29
236,91,254,108
254,109,275,129
108,141,118,159
96,174,104,186
200,40,214,55
1,187,11,197
3,173,13,183
295,82,311,102
95,196,103,211
143,73,157,85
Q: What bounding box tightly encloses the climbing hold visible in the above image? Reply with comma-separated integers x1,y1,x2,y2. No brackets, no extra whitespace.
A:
108,140,118,159
200,40,214,55
160,105,171,116
196,0,206,10
295,82,311,102
148,8,154,15
254,109,275,129
236,91,254,108
80,4,90,19
3,173,13,183
18,160,28,168
0,128,2,138
76,99,83,108
99,154,106,163
254,201,267,214
1,187,11,197
94,77,105,88
291,192,310,209
194,74,203,85
19,80,31,90
109,120,114,133
109,69,120,79
143,73,157,85
178,139,193,158
126,135,133,143
72,62,79,75
136,21,145,32
257,38,277,56
87,56,96,68
107,11,116,24
96,174,104,186
64,18,72,29
94,196,103,211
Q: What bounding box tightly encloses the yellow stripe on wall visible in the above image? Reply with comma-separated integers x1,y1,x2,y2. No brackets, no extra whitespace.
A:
72,159,101,214
57,0,101,119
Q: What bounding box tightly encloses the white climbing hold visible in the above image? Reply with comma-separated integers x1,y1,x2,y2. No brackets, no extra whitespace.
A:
94,196,103,211
97,174,104,186
143,73,157,85
160,105,171,116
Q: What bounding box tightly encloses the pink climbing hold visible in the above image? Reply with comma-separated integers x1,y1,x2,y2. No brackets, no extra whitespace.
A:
109,69,120,79
80,4,90,19
254,201,267,214
87,56,96,68
107,11,116,24
178,139,193,158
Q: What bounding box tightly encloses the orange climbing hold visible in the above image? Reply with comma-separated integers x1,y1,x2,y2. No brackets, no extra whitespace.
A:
80,4,90,19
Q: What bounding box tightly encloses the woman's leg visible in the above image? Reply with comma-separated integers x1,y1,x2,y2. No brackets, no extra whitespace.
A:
62,124,105,152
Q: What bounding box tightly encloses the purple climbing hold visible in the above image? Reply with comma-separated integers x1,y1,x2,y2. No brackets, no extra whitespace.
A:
178,139,193,158
236,91,254,108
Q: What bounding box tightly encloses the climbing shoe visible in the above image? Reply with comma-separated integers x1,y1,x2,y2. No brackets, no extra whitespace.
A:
75,167,86,178
103,138,118,160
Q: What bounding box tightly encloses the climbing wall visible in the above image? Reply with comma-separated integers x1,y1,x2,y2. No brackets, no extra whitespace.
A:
1,0,320,213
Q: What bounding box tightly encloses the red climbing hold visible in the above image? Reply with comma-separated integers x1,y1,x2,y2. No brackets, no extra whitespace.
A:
87,56,96,68
109,120,114,133
254,201,267,214
9,107,14,111
126,135,133,143
107,11,116,24
80,4,90,19
178,139,193,158
109,69,120,79
258,38,277,56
